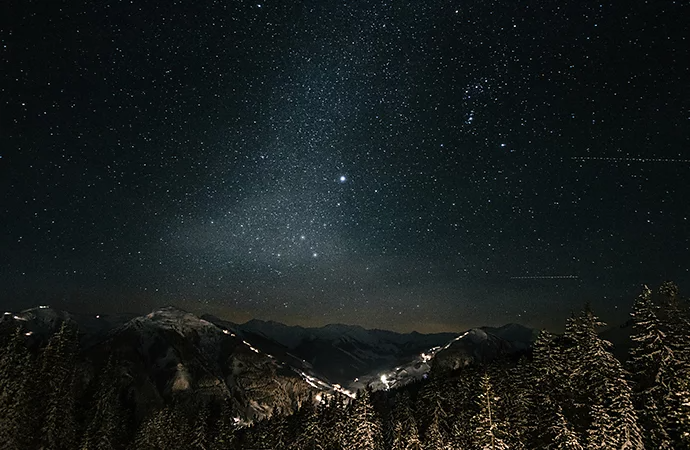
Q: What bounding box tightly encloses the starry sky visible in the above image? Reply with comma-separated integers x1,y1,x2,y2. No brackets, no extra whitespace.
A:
1,0,689,332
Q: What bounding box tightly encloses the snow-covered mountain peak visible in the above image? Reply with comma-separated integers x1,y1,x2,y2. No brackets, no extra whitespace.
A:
10,305,74,327
125,307,220,335
467,328,489,343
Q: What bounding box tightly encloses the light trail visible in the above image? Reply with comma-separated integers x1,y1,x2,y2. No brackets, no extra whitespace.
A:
572,156,690,163
510,275,579,280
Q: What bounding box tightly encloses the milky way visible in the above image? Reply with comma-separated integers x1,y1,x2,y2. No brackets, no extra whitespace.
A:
1,0,688,331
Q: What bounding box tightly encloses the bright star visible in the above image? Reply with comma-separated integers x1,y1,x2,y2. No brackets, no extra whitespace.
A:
339,175,347,183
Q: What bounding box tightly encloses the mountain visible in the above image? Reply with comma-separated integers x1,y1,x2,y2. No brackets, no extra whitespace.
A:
0,305,537,421
0,306,335,421
203,316,459,386
85,307,327,421
350,323,537,392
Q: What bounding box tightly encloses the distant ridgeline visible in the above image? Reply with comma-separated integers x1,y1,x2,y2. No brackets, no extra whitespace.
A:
0,282,689,449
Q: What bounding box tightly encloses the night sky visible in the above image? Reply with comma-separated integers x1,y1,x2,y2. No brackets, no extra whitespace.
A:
2,0,689,332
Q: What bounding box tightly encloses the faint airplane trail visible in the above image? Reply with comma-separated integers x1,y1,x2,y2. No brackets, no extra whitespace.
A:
510,275,579,280
572,156,690,163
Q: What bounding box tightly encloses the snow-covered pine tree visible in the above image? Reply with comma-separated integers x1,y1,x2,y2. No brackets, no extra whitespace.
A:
242,419,267,450
80,356,125,450
627,285,673,449
211,400,237,450
390,392,422,450
343,388,383,450
494,363,528,449
417,375,449,432
472,372,509,450
321,392,348,450
191,401,211,450
424,406,451,450
39,322,80,450
563,311,596,430
658,281,690,447
549,410,583,450
0,328,37,450
134,405,191,450
586,404,616,450
674,380,690,448
248,408,290,450
447,368,479,449
291,394,325,450
522,334,562,447
568,307,644,450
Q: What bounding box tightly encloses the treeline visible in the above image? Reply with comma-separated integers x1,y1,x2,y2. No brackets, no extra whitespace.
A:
0,282,688,449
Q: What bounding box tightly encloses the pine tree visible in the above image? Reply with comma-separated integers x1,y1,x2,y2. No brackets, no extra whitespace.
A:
472,373,508,450
343,389,383,450
321,392,348,450
0,328,37,450
212,400,237,450
135,405,191,450
246,408,290,450
418,376,449,432
675,381,690,448
292,395,325,450
567,307,644,450
586,404,616,450
424,407,450,450
271,409,291,449
550,410,583,450
191,401,211,450
81,356,125,450
39,322,80,450
659,282,690,447
389,392,423,450
448,368,480,449
627,285,673,449
495,363,528,449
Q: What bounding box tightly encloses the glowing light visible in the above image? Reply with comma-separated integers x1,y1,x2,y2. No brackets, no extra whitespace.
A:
339,175,347,182
380,374,391,390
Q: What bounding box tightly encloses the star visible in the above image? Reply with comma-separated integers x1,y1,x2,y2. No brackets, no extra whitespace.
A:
339,175,347,183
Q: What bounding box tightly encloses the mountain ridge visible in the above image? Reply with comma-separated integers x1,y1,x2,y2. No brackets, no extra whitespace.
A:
1,304,539,421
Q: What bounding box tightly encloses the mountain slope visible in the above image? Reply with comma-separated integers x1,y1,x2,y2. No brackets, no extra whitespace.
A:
203,316,459,385
1,305,538,419
350,324,536,391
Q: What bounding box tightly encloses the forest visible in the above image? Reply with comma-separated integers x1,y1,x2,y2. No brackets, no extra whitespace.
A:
0,282,689,450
